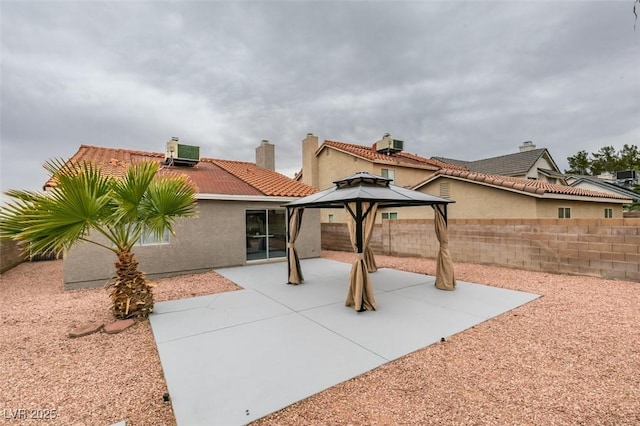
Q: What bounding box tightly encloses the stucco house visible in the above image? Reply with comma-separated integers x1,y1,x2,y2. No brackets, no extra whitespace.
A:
296,133,463,223
52,140,321,289
414,169,632,219
296,134,631,221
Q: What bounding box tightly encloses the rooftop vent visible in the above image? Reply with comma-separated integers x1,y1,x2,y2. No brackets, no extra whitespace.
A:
165,137,200,167
375,133,404,154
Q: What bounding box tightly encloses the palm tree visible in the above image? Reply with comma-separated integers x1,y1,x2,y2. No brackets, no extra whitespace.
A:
0,159,197,319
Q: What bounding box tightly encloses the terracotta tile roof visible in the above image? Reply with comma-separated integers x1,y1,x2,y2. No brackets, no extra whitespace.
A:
208,158,316,197
430,169,632,200
434,148,556,176
45,145,316,198
322,140,467,170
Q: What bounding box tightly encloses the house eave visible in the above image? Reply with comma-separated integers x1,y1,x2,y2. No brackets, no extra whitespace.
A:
539,193,632,204
419,175,631,204
196,194,302,202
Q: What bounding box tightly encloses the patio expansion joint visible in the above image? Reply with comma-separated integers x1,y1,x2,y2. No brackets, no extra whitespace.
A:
297,310,392,362
376,281,435,294
154,310,295,345
246,287,392,361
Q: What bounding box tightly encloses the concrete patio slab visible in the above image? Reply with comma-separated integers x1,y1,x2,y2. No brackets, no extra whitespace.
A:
150,258,539,426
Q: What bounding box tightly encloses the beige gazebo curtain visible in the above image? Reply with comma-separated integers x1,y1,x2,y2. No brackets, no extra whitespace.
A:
286,207,304,285
345,202,378,311
346,207,378,273
434,205,456,290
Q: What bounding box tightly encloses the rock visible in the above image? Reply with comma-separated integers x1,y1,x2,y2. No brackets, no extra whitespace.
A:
68,323,104,338
103,319,136,334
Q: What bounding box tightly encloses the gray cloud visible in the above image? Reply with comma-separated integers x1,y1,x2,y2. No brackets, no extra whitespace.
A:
2,1,639,198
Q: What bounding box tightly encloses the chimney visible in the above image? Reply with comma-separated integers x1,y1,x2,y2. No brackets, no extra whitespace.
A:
519,141,536,152
255,139,275,171
301,133,319,188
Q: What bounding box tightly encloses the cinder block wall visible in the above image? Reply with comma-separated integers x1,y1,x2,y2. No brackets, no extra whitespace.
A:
0,239,26,274
322,218,640,282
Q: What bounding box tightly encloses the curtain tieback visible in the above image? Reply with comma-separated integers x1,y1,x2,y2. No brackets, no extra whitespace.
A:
287,243,295,248
356,253,365,261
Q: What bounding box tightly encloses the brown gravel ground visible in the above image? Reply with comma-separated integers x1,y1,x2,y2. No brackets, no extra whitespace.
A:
1,251,639,425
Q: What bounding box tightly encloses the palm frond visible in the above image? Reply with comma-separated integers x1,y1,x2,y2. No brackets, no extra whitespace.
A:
110,161,159,224
139,173,197,238
0,160,116,255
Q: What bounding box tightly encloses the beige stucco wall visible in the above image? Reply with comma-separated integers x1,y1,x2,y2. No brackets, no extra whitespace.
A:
417,178,537,219
63,199,321,289
415,177,624,219
535,199,623,219
316,148,374,190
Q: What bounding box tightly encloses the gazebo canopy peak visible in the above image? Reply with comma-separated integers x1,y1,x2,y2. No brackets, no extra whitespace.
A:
334,172,392,189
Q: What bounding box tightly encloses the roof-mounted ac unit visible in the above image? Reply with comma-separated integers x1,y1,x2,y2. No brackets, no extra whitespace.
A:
375,133,404,154
165,137,199,167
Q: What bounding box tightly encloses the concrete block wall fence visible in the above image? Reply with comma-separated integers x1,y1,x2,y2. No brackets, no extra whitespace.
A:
322,218,640,282
0,239,26,274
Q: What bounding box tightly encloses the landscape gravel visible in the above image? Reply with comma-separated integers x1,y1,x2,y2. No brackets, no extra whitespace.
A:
1,251,638,425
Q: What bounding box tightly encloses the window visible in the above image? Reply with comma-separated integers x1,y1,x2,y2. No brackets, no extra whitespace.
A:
139,228,170,246
558,207,571,219
440,182,450,199
382,212,398,220
604,208,613,218
328,214,334,223
381,168,395,183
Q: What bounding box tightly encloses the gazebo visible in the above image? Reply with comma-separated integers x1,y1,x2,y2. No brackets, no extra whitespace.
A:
284,172,455,312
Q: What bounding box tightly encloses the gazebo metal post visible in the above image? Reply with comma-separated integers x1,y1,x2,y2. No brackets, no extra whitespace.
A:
355,202,363,254
434,203,448,225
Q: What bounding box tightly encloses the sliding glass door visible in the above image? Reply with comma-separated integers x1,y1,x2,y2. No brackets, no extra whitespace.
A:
245,209,286,261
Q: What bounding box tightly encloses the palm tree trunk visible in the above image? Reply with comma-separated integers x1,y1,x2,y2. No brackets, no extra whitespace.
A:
108,251,154,319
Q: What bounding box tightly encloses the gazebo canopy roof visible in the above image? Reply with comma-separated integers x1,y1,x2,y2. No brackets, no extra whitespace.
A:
284,172,454,209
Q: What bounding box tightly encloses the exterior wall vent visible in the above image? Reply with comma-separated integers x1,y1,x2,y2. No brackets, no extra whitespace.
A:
375,133,404,154
165,137,200,167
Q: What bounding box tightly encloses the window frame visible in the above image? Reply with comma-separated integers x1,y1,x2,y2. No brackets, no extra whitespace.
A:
558,207,571,219
381,168,395,183
138,228,171,246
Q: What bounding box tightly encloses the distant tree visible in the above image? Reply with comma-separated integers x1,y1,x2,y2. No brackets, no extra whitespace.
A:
566,150,590,175
565,144,640,176
591,146,620,175
619,144,640,170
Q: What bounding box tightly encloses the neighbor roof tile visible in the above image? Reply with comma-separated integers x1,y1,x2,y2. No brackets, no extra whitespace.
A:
323,140,467,170
434,169,631,200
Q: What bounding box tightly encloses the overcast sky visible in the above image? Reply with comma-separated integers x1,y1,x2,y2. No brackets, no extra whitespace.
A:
1,1,638,198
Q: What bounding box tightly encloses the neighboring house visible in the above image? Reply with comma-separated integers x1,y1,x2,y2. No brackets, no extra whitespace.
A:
565,175,640,207
51,140,320,289
294,134,629,221
433,141,566,184
414,169,632,219
296,133,463,222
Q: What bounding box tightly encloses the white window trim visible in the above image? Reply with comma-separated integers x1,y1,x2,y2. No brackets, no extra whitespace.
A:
139,228,170,246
